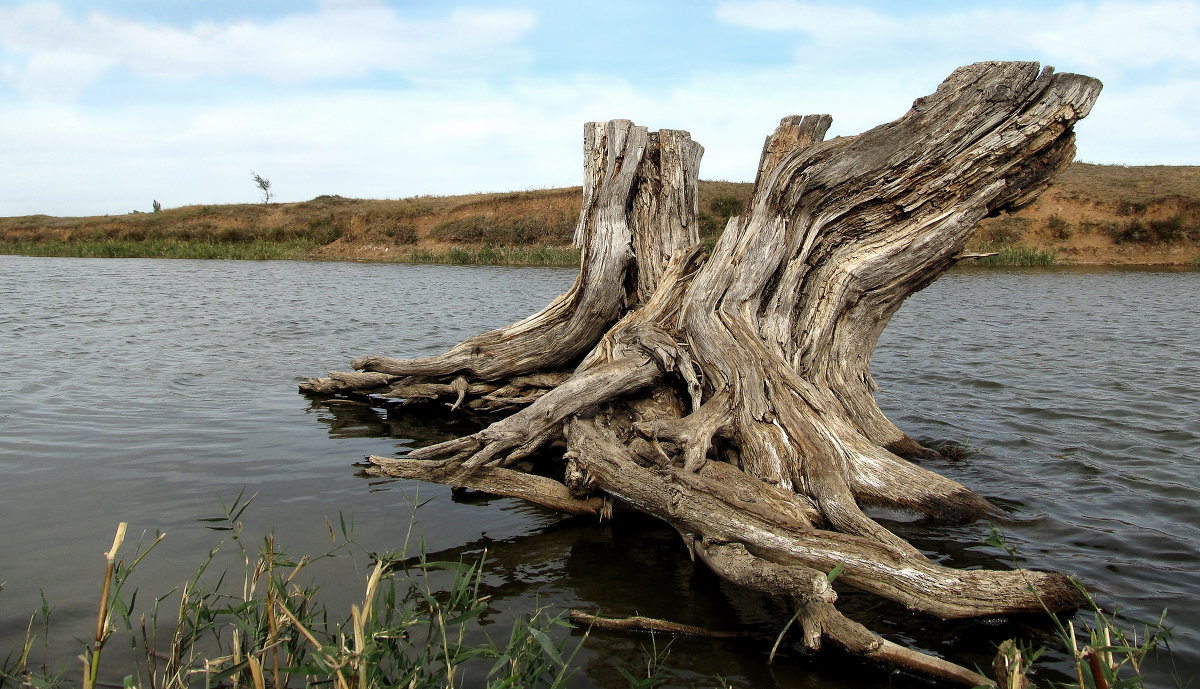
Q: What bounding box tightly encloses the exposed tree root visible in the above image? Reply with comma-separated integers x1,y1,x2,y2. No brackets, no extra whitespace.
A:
303,62,1102,686
563,418,1084,621
363,456,605,517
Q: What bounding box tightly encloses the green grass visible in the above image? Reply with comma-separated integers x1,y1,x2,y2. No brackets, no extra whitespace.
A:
1,239,582,266
1,491,592,689
405,244,580,267
984,526,1177,689
2,494,1183,689
0,238,322,260
974,245,1061,267
4,236,1077,269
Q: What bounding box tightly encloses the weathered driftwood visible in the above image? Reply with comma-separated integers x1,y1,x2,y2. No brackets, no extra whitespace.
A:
302,62,1102,686
567,611,752,640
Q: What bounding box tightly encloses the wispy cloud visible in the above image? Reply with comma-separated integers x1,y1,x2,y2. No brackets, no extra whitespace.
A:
709,0,1200,170
715,1,1200,75
0,2,535,99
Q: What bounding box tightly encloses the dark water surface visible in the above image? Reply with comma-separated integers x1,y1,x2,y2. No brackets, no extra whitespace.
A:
1,256,1197,687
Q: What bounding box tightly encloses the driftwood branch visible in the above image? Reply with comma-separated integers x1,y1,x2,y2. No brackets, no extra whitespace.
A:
566,611,751,640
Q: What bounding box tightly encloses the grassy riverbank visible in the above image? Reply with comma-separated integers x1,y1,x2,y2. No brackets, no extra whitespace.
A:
968,163,1200,266
3,165,1198,267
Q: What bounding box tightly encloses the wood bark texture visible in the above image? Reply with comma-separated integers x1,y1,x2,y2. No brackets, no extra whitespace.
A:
301,62,1102,686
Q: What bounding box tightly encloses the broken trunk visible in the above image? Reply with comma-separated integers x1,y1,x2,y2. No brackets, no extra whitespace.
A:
302,61,1102,686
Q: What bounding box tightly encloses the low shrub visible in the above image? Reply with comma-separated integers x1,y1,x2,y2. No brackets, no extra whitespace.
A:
1116,199,1149,216
430,214,574,245
306,215,346,244
217,226,250,243
406,244,579,267
1107,214,1196,244
1076,219,1110,235
1046,214,1073,240
699,194,746,239
381,223,419,244
978,216,1032,245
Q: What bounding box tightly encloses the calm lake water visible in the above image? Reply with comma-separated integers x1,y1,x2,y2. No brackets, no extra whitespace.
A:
1,255,1197,688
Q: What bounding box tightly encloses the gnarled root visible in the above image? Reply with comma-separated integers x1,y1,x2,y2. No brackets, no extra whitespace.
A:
403,357,661,470
697,540,993,687
364,456,605,517
303,62,1103,686
564,418,1084,619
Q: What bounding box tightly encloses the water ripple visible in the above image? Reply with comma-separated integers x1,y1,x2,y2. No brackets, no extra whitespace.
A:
2,257,1198,687
876,266,1200,684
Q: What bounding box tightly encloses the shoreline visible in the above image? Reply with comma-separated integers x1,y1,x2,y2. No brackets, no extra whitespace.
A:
3,236,1197,268
4,240,1197,268
3,164,1199,267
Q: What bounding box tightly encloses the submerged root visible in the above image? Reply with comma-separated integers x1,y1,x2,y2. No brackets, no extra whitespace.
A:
564,418,1085,617
697,540,993,686
405,358,661,470
364,455,604,516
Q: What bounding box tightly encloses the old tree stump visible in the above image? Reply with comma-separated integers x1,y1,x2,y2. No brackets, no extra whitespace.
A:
302,62,1102,685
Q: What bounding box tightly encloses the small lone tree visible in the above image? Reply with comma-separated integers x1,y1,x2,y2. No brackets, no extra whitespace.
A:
251,171,272,204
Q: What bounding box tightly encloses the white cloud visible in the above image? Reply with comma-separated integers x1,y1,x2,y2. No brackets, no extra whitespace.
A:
715,0,1200,75
0,84,585,215
0,2,536,99
0,64,963,216
1073,77,1200,163
6,54,1174,217
715,1,898,34
710,0,1200,168
4,50,115,100
1,1,1196,216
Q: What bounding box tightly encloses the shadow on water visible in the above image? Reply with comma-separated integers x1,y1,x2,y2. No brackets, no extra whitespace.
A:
305,396,491,447
312,397,1084,689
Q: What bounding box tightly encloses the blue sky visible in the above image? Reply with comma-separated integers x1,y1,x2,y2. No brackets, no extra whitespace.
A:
2,0,1198,216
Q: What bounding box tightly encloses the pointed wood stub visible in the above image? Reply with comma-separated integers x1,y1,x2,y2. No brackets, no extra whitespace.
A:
630,130,703,302
752,113,832,199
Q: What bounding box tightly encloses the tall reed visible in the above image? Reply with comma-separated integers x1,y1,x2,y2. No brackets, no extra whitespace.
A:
984,526,1177,688
1,490,584,689
975,245,1061,267
404,245,580,267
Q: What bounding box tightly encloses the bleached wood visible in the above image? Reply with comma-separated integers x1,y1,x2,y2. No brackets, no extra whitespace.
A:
302,62,1102,685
